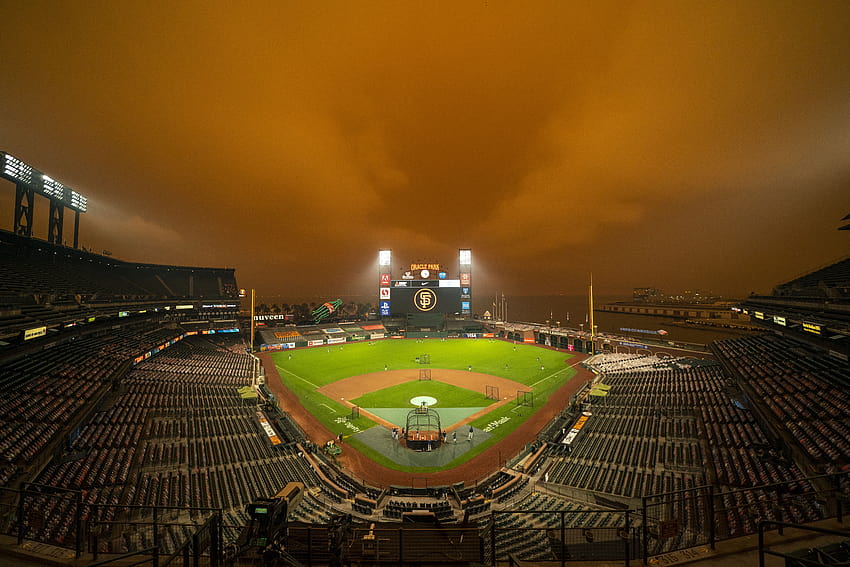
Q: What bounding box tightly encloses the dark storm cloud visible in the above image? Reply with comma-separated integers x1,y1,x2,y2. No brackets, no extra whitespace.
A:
1,1,848,298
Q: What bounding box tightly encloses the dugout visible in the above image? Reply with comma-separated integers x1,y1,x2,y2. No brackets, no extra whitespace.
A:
404,406,442,451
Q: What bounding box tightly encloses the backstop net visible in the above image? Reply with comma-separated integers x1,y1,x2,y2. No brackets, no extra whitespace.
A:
404,405,442,450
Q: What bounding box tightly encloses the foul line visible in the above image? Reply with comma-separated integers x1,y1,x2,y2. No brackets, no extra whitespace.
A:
530,367,572,389
276,365,320,389
320,403,338,413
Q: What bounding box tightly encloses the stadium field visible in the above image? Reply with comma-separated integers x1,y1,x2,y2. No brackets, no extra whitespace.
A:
269,338,577,473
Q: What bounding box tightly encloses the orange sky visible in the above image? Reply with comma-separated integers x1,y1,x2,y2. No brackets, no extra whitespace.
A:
1,1,848,299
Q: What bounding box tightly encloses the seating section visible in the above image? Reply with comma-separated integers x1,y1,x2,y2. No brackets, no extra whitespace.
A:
24,335,321,553
713,334,850,467
772,257,850,298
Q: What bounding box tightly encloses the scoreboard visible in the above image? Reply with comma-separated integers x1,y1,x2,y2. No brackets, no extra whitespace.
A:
385,283,462,315
378,252,472,318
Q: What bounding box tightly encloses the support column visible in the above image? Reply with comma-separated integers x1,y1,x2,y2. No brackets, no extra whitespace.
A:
14,182,34,237
48,200,65,245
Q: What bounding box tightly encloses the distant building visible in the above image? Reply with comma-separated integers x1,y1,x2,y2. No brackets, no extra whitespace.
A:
633,287,662,303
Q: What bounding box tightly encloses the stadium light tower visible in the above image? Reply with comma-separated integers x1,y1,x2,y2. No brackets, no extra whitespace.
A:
1,152,88,248
378,249,392,317
459,248,472,317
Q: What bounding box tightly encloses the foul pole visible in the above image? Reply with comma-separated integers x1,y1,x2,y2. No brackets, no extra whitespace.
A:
250,288,255,353
588,274,595,350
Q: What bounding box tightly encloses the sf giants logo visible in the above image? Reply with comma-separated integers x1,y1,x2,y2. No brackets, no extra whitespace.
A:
414,288,437,312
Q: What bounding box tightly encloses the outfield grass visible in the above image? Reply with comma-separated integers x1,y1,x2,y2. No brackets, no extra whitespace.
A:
270,339,575,472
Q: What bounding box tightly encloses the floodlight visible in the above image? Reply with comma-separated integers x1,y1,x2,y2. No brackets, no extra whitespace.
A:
42,175,66,200
70,190,87,212
378,249,392,267
2,153,35,185
459,249,471,265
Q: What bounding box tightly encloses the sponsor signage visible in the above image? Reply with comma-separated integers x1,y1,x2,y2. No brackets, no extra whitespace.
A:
563,413,591,445
176,304,194,310
618,341,650,349
308,339,325,346
369,333,385,340
254,314,290,321
24,326,47,341
327,337,346,344
379,288,390,300
460,272,471,286
439,279,460,287
380,273,391,286
803,322,821,334
619,327,667,335
402,271,414,280
380,301,391,316
754,311,764,319
774,316,786,326
257,412,281,445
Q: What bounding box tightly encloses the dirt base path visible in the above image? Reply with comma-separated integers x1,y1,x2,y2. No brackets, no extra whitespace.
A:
258,351,593,488
317,369,527,431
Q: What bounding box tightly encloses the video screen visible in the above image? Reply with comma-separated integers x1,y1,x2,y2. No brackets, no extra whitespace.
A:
389,286,461,314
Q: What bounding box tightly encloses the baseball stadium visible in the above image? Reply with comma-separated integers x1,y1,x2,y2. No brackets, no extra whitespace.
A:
0,152,849,567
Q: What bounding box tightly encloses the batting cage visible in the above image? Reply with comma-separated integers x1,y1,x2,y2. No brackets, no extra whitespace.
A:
404,405,442,451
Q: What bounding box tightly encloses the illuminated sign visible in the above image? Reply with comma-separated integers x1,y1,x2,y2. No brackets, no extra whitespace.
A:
202,303,238,308
803,322,821,334
414,288,438,311
410,263,441,271
118,311,129,317
773,316,786,326
257,412,281,445
380,301,390,316
379,288,390,300
378,249,392,267
754,311,764,319
380,273,391,286
461,301,470,310
460,272,471,286
459,249,471,265
401,271,414,280
23,326,47,340
439,279,460,287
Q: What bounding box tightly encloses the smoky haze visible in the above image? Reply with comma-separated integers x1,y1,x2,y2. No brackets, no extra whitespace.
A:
1,1,848,299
